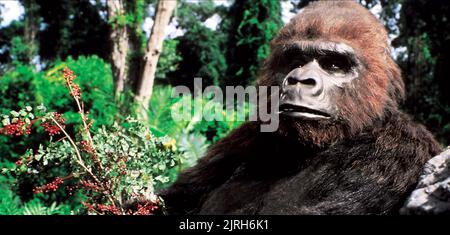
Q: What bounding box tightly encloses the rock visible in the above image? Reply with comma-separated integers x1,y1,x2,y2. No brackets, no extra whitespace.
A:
400,147,450,215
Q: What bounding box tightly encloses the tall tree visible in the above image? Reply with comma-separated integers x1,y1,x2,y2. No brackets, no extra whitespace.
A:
124,0,147,93
135,0,177,110
225,0,282,87
22,0,40,64
107,0,129,95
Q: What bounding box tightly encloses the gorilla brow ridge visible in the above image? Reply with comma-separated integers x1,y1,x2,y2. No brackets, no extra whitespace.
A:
280,41,360,67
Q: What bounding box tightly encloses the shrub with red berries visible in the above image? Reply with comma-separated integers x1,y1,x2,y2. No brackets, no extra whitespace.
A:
40,113,65,136
0,67,182,215
0,105,64,137
33,177,65,194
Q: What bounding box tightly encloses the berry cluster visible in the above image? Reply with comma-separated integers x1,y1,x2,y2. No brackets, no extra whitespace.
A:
33,177,64,194
79,140,102,168
81,202,96,213
132,202,159,215
97,204,121,215
0,119,32,136
66,185,80,196
41,113,65,136
82,111,91,123
79,180,102,192
80,140,95,154
63,67,81,99
15,154,32,167
83,202,122,215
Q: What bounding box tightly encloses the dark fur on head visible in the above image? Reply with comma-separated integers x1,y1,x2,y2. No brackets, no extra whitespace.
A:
257,1,404,147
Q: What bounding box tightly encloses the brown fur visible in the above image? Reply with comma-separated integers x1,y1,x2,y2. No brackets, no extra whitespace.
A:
258,1,404,146
160,1,442,215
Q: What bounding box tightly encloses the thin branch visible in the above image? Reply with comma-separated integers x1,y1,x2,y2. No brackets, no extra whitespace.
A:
50,115,120,211
49,116,97,181
65,77,103,171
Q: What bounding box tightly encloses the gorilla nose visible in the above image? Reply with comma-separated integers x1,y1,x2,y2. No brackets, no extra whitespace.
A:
282,73,323,98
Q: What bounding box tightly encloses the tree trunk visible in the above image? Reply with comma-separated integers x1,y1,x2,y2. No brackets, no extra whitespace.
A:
107,0,129,95
22,0,39,64
135,0,177,111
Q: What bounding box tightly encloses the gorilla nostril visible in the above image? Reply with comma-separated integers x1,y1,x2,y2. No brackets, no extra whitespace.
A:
286,77,317,86
287,76,298,85
300,78,317,86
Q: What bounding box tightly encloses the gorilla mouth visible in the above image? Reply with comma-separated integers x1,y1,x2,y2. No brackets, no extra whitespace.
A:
279,103,331,119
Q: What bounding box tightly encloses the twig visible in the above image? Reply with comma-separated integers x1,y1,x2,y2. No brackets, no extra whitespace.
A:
50,115,121,211
64,74,103,171
49,116,98,182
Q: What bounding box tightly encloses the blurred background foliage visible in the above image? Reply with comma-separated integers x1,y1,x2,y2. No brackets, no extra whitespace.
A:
0,0,448,214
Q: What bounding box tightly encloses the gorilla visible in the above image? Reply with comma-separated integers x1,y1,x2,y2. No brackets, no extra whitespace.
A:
160,1,442,215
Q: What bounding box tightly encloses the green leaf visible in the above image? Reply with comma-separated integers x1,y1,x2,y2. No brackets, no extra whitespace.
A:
36,104,46,111
10,111,19,117
2,119,10,126
177,133,209,168
19,110,27,117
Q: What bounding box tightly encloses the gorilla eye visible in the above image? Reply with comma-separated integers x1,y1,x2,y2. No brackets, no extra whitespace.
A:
288,56,308,70
319,55,352,74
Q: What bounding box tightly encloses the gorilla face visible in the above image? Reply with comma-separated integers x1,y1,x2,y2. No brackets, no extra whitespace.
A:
255,1,404,146
278,41,362,121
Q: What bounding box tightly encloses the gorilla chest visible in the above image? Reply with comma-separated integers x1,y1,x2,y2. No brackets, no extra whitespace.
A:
198,143,392,215
198,155,335,215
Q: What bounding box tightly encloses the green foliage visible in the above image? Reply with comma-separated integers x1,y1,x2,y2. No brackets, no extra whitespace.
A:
91,119,181,190
170,0,228,86
0,186,22,215
0,64,43,160
147,86,188,137
0,57,119,212
10,37,32,64
0,64,41,115
119,0,150,91
156,39,182,80
224,0,282,86
0,174,22,215
147,85,251,168
147,86,205,168
0,55,116,128
36,55,117,127
0,55,117,161
1,66,182,214
0,175,71,215
125,0,147,54
35,0,110,61
0,187,71,215
2,114,181,213
394,0,450,145
22,199,71,215
148,86,250,141
6,115,180,190
0,15,24,71
176,132,208,167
